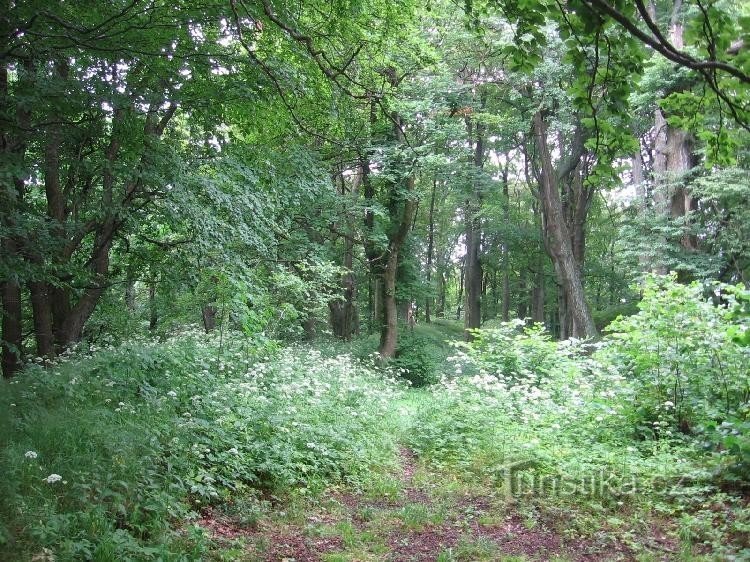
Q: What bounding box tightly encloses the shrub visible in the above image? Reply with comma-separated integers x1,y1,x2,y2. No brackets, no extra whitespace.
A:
601,275,750,439
393,333,439,387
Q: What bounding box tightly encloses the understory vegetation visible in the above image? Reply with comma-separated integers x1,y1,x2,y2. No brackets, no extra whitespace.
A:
2,276,750,560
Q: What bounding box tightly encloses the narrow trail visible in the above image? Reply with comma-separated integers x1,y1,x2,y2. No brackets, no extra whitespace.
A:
197,442,661,561
194,327,679,561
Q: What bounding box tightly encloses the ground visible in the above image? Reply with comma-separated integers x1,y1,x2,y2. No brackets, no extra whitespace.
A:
197,443,679,561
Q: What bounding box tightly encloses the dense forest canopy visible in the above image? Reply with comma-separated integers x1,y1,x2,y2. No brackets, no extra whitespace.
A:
1,0,750,559
2,0,749,372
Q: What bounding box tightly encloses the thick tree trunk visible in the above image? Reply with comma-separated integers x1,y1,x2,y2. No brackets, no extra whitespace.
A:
29,280,54,359
378,169,417,358
533,111,597,339
379,250,400,357
149,282,158,331
1,271,22,378
202,305,217,332
557,283,569,340
1,59,29,376
51,101,175,348
55,222,116,346
464,117,484,339
651,0,697,271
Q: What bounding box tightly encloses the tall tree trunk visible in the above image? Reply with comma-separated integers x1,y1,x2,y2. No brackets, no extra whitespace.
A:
329,170,359,339
378,167,417,358
557,283,569,340
425,179,437,323
501,171,511,322
0,57,30,377
29,280,54,359
1,259,22,378
456,259,464,321
518,268,528,320
149,282,158,331
532,111,597,339
464,117,484,339
531,258,546,323
651,0,697,272
379,250,400,357
501,269,510,321
362,106,417,358
436,266,446,317
125,276,136,312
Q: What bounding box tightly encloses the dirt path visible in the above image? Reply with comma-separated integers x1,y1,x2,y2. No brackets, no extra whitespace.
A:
197,446,677,561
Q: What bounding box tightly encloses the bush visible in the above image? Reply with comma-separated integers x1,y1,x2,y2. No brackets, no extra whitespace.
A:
450,320,582,385
600,275,750,485
601,275,750,437
394,333,440,387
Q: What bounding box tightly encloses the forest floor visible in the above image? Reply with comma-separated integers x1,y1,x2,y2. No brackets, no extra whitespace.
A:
196,387,681,562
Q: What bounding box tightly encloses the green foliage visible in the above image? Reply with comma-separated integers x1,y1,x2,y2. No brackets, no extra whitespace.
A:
0,333,403,560
602,275,750,439
394,333,440,387
601,275,750,487
405,278,750,556
454,320,575,385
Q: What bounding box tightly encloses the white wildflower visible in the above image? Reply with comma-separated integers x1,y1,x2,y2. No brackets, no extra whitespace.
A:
25,451,38,459
45,473,62,484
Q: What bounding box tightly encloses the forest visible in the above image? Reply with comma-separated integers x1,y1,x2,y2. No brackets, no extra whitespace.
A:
1,0,750,560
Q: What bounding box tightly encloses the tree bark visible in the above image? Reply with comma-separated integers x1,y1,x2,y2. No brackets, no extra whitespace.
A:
501,172,511,322
0,57,30,376
125,278,136,312
531,259,546,323
425,179,437,323
532,111,597,339
329,170,360,339
378,166,417,358
149,282,158,331
518,268,528,320
1,261,22,378
29,280,54,359
456,259,464,320
464,116,484,339
202,305,217,332
651,0,697,271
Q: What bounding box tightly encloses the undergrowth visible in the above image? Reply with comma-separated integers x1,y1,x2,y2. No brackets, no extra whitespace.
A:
0,332,405,560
